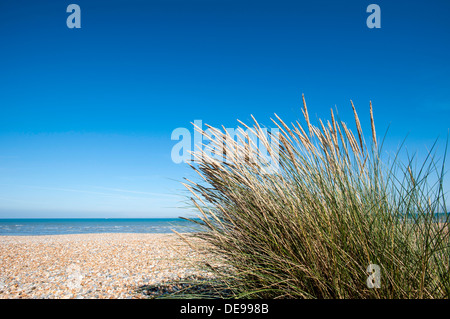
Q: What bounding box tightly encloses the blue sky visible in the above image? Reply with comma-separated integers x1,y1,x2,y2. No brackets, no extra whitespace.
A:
0,0,449,218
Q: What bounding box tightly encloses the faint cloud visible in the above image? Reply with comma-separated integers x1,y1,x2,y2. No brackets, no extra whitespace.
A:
92,186,180,198
115,175,163,181
10,184,181,200
22,185,120,197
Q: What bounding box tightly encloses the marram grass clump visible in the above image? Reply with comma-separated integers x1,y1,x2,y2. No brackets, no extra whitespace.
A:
182,96,449,299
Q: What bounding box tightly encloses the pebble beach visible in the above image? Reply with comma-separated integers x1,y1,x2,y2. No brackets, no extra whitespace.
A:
0,233,211,299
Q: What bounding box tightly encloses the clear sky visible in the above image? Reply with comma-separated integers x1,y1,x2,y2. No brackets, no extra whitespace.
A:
0,0,449,218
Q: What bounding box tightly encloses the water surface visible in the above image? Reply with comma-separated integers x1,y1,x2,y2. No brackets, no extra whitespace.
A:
0,218,199,236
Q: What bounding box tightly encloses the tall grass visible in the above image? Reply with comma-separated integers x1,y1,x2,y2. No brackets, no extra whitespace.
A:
182,96,449,298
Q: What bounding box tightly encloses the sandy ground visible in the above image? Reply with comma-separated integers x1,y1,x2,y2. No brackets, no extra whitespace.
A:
0,233,211,299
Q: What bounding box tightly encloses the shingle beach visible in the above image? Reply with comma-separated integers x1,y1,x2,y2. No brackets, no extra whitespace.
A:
0,233,211,299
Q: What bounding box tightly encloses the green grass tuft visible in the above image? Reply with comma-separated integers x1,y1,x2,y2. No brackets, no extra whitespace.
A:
182,97,449,299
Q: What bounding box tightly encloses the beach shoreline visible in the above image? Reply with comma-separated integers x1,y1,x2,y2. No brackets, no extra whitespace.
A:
0,233,209,299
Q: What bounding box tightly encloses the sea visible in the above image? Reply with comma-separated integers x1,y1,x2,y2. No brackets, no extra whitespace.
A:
0,218,201,236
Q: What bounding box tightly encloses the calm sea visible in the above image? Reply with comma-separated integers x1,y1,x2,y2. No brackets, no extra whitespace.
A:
0,218,200,236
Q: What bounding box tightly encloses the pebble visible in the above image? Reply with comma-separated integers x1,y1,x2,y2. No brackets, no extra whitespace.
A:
0,233,214,299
